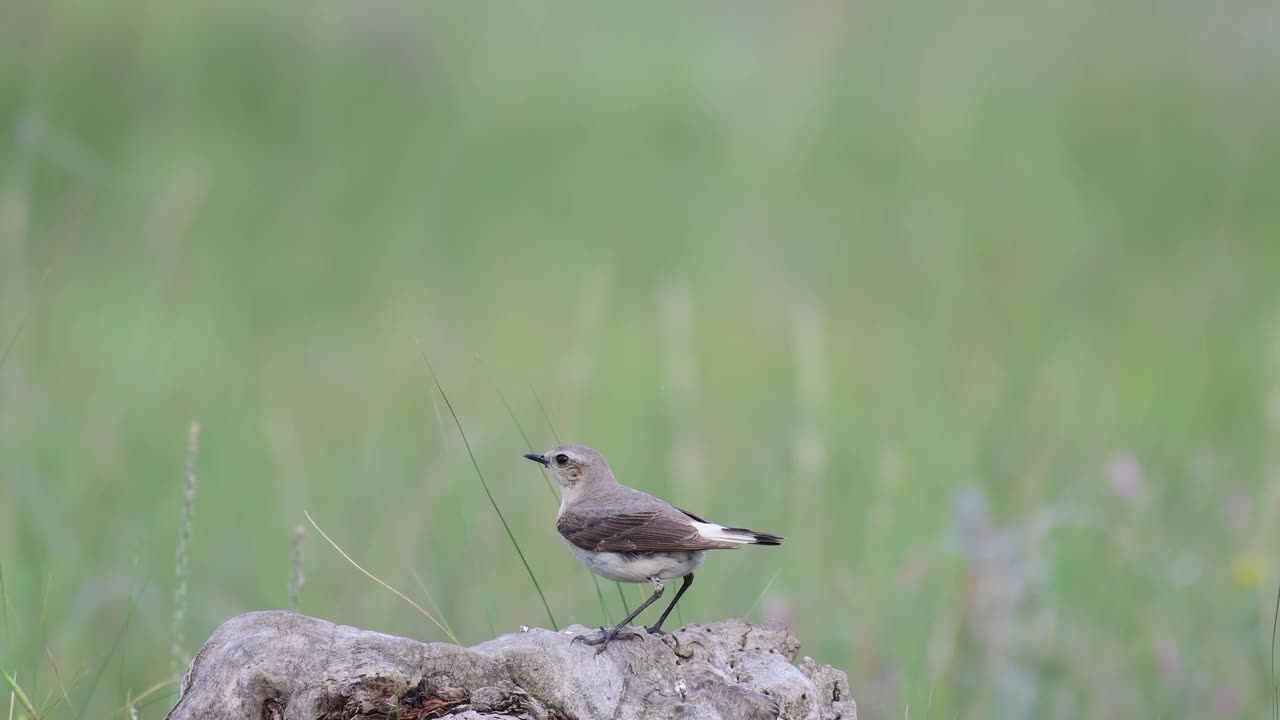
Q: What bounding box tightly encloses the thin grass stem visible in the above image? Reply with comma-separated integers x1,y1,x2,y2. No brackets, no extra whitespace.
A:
108,680,174,719
409,570,456,640
77,575,143,720
304,511,458,643
488,371,614,625
1271,579,1278,720
530,386,562,445
475,359,558,503
43,647,73,716
745,568,783,621
587,577,612,626
0,314,26,377
0,559,9,639
616,584,631,616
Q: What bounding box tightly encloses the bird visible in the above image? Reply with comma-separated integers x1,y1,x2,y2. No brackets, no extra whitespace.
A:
522,444,783,651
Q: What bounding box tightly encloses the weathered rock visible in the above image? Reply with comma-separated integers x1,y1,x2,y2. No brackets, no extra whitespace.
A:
166,611,854,720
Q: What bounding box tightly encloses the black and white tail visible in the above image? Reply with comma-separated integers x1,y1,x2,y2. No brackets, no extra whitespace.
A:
692,521,784,546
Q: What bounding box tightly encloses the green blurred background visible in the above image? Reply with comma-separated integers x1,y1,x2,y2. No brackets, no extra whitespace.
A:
2,0,1279,717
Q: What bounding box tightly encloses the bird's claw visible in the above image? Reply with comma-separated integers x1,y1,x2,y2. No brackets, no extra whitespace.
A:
595,629,642,654
571,628,607,646
573,627,642,653
644,625,668,636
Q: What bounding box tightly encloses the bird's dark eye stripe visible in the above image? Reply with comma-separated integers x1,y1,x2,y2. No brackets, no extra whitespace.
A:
554,453,570,465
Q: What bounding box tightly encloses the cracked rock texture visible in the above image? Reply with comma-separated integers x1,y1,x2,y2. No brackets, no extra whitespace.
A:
166,610,854,720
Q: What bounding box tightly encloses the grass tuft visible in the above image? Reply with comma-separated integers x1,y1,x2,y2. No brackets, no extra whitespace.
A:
108,680,173,720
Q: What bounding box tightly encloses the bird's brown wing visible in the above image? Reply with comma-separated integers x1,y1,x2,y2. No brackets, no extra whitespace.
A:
557,508,736,552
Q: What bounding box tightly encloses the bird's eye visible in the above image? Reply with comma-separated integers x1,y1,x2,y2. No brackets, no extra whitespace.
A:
554,453,570,466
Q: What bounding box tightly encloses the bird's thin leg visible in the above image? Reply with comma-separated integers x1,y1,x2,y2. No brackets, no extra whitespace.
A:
573,578,665,652
646,573,693,635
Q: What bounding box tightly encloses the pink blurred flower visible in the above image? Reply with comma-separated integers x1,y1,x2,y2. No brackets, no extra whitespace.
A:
1106,451,1144,502
1154,636,1181,679
1214,687,1240,717
1223,491,1250,530
895,552,928,591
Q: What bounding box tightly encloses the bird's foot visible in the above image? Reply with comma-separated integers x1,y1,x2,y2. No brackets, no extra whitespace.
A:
644,624,668,636
572,626,642,653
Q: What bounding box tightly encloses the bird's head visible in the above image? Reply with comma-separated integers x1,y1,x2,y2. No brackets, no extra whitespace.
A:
523,444,614,488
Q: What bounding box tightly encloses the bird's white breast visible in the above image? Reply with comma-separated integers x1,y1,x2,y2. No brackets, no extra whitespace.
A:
566,542,707,583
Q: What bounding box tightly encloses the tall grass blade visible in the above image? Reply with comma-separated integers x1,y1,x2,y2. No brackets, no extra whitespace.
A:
304,511,458,643
476,360,558,503
507,401,559,502
418,349,558,630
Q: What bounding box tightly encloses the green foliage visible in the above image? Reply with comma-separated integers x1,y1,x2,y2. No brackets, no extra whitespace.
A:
1,0,1279,717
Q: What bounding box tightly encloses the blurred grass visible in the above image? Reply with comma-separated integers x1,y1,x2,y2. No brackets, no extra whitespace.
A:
2,0,1280,717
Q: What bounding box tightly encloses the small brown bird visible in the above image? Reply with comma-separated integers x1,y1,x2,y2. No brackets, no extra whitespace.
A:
523,444,783,650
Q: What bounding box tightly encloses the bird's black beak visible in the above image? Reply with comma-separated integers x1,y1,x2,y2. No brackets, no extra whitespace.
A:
523,453,550,466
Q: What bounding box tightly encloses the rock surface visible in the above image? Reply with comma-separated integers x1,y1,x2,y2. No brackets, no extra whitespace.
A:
165,611,854,720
